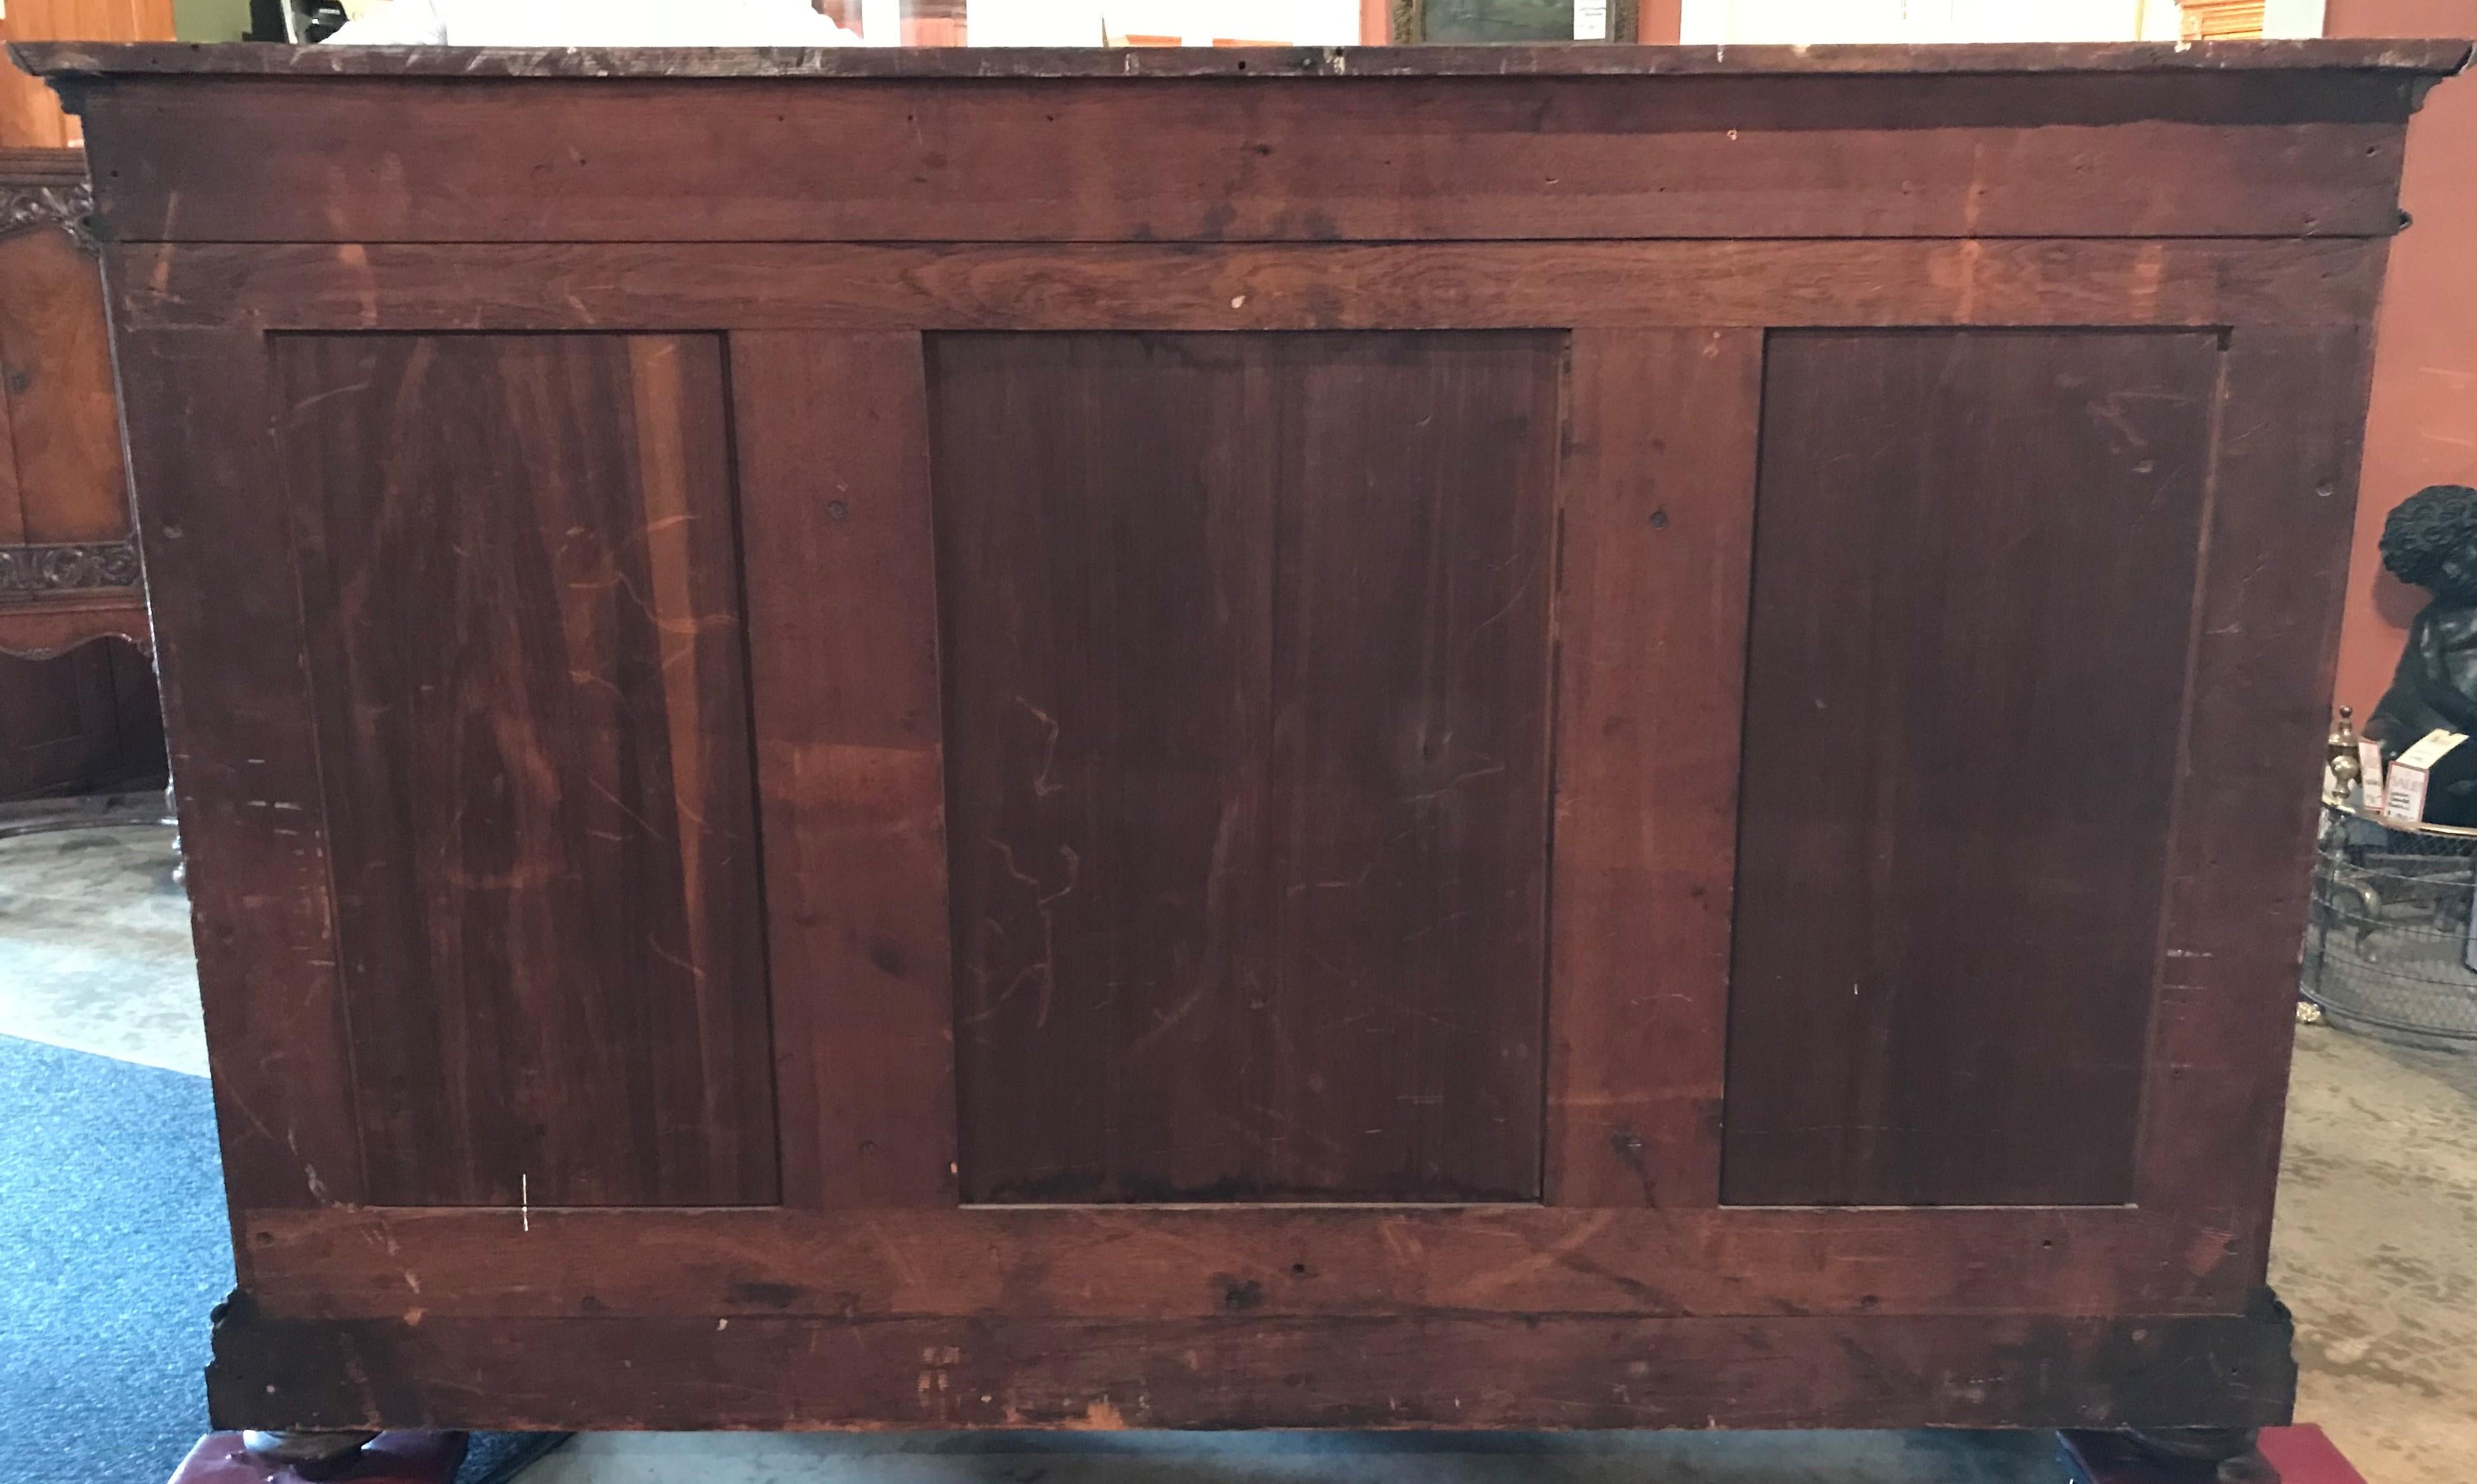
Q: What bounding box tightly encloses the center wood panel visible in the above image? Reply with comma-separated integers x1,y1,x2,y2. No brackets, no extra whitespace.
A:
932,331,1558,1203
275,332,778,1208
1722,329,2220,1208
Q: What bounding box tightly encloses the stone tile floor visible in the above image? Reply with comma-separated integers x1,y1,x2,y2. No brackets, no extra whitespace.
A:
3,806,2469,1483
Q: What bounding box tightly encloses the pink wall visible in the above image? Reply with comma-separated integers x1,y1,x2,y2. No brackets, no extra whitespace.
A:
2326,0,2477,718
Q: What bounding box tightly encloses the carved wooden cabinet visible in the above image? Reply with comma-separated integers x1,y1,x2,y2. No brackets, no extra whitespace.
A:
0,145,156,801
0,146,144,659
20,38,2466,1440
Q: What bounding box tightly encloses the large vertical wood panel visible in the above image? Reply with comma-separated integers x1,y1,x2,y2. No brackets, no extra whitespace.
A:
275,333,777,1208
731,331,960,1210
1724,329,2219,1208
1545,330,1761,1208
934,331,1557,1203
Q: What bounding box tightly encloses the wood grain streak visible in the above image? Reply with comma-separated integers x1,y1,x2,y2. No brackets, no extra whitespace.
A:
732,331,960,1209
1547,330,1761,1208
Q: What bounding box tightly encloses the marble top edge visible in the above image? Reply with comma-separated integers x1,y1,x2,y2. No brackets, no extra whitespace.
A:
11,39,2471,83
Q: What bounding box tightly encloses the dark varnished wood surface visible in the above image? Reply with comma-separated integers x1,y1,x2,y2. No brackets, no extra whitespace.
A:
206,1304,2296,1433
117,328,365,1215
936,332,1555,1203
239,1203,2261,1321
58,72,2429,243
1544,330,1759,1208
113,239,2394,335
1724,330,2220,1208
276,333,777,1208
731,331,960,1210
0,643,159,797
2136,326,2375,1253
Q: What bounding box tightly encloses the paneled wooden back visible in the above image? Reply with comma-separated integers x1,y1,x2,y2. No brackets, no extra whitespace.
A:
23,38,2462,1435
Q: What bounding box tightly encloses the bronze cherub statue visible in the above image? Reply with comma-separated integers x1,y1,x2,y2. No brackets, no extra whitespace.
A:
2370,483,2477,760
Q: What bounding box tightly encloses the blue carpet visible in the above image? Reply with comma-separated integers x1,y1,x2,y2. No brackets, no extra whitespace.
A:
0,1033,227,1483
0,1033,554,1483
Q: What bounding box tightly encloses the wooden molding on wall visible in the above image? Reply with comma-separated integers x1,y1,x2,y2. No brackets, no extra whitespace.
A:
1,0,179,147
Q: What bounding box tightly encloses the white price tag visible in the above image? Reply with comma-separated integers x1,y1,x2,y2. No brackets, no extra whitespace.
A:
2386,728,2467,825
1574,0,1608,39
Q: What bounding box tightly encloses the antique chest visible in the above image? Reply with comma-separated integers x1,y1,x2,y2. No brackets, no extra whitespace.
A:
18,37,2467,1438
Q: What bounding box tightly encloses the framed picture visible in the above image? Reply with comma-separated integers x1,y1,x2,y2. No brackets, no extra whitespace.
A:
1392,0,1642,41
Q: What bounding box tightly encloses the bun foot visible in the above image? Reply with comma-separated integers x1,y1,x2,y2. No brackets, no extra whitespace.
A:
164,1431,467,1483
2060,1427,2271,1481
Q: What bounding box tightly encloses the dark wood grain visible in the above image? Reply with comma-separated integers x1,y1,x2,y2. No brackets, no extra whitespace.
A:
1723,330,2220,1208
2135,326,2374,1270
0,641,157,798
275,333,776,1208
238,1203,2260,1322
203,1303,2297,1433
113,239,2393,337
1545,330,1761,1208
111,326,363,1215
934,331,1556,1203
731,331,959,1210
69,74,2415,244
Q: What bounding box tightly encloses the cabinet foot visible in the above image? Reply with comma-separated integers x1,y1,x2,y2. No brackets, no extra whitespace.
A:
166,1431,467,1484
2060,1427,2270,1482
